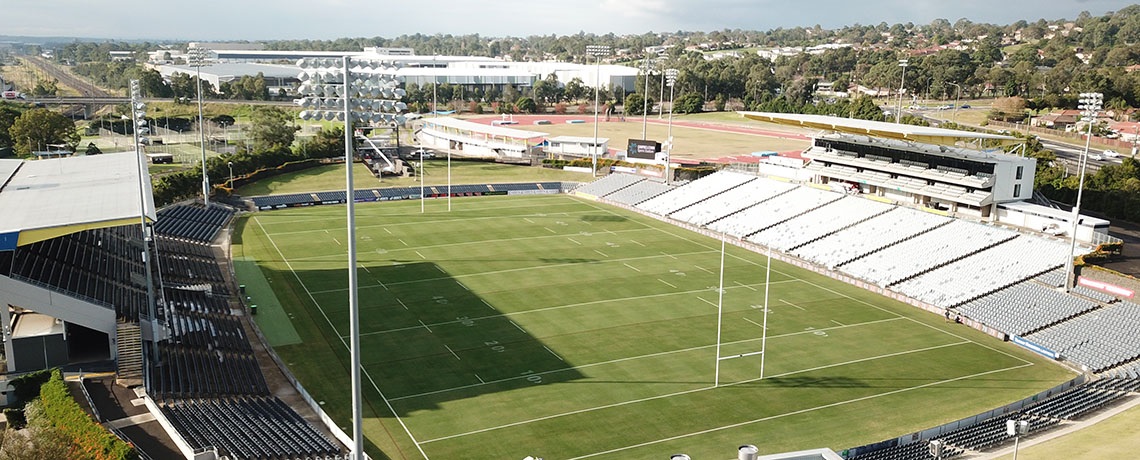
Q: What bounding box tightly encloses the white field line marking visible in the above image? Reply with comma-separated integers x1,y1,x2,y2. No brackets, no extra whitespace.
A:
779,299,806,311
648,224,1036,367
742,317,764,328
594,249,609,258
543,345,564,361
313,249,720,295
523,218,535,224
630,239,645,247
509,320,526,333
384,228,393,235
697,297,717,307
475,374,485,384
399,239,409,246
332,237,341,245
251,217,431,460
481,299,495,310
567,361,1028,459
623,263,641,272
415,251,426,259
419,320,433,333
456,281,469,291
444,344,460,360
581,219,593,226
693,265,713,274
832,320,846,327
545,227,558,234
733,281,756,291
268,199,586,234
568,238,582,245
658,278,678,289
377,279,389,290
397,298,409,310
360,280,801,339
361,264,371,273
255,196,570,226
661,251,677,260
420,340,973,445
435,266,446,273
390,317,902,401
290,227,654,262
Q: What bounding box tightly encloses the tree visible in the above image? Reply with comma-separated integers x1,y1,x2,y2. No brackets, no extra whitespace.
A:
30,79,58,97
8,109,79,156
623,93,654,115
672,92,704,114
244,106,297,152
0,105,21,149
514,96,537,114
848,95,885,121
210,114,235,128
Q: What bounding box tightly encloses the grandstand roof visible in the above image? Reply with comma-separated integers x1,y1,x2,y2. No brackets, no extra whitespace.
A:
0,152,156,249
420,117,547,140
738,112,1019,145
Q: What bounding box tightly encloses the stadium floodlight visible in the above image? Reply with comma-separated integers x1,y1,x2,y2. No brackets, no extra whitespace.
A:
295,55,410,460
188,44,212,206
928,440,943,460
896,59,909,124
586,45,611,177
1007,419,1029,460
130,79,159,365
664,69,679,184
1064,92,1103,292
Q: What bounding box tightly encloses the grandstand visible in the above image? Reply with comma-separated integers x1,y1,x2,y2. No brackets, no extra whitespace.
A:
0,153,347,459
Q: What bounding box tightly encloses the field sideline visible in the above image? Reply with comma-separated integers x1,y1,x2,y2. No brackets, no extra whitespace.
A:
233,194,1075,460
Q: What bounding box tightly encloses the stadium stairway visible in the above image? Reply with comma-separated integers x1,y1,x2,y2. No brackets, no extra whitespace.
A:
885,234,1020,288
740,192,845,240
115,320,144,386
701,186,796,227
786,205,896,252
834,219,954,268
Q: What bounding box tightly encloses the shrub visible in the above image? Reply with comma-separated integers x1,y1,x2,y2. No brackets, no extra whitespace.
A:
39,370,137,460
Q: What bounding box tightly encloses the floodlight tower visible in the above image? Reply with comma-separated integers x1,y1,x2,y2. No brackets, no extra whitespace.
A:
1008,419,1029,460
188,44,212,206
664,68,678,184
895,59,909,124
129,79,159,363
586,45,611,177
1064,92,1102,292
295,57,408,460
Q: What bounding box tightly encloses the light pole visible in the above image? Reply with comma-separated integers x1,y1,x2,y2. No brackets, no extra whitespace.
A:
641,57,655,140
1064,92,1102,292
586,45,611,177
1008,419,1029,460
227,161,234,189
295,57,408,460
896,58,909,124
188,45,211,206
129,79,158,363
664,68,678,184
949,82,962,117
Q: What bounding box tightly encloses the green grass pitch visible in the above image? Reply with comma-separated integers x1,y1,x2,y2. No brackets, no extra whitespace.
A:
232,194,1075,460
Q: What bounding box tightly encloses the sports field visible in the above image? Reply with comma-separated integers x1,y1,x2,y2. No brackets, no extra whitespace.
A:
233,194,1074,460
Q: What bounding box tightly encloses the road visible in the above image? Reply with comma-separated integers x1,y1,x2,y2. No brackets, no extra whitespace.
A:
1038,138,1128,175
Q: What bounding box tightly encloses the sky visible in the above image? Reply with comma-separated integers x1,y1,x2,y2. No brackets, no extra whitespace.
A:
3,0,1136,41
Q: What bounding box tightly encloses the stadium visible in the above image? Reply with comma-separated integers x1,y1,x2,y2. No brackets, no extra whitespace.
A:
1,112,1137,460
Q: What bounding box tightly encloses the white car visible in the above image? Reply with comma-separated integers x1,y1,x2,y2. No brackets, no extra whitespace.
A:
1103,150,1120,159
1089,152,1104,161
